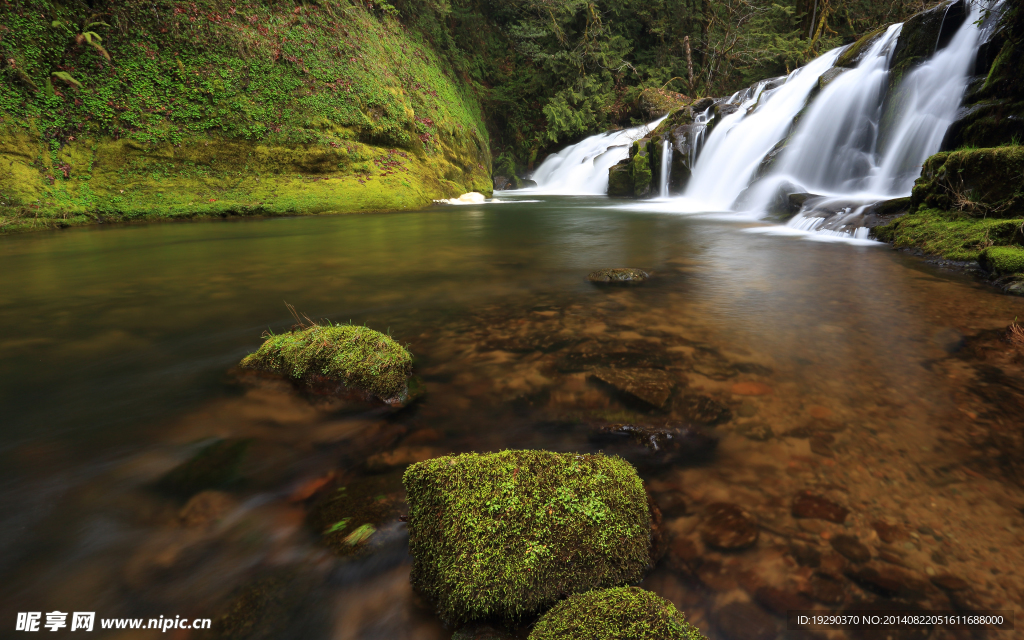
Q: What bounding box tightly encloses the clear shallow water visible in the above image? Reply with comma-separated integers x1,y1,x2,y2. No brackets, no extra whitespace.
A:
1,196,1023,638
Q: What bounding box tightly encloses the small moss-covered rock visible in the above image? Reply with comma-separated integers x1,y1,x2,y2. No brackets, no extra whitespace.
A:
588,268,650,284
528,586,707,640
403,450,651,624
157,439,251,498
239,323,413,403
981,246,1024,275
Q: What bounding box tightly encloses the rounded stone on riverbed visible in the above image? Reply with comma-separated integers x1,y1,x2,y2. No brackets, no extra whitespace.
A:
791,491,849,524
528,586,707,640
587,268,650,284
403,450,652,625
699,502,759,551
830,534,871,563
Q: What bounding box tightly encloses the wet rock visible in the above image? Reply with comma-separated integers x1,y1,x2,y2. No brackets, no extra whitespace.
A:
123,529,218,590
871,520,906,543
930,575,969,591
801,572,846,605
559,339,674,371
157,439,251,498
737,423,774,441
790,542,822,568
830,535,871,563
809,438,835,457
696,559,739,592
674,394,733,426
306,472,406,558
844,565,929,600
209,570,324,640
699,502,759,551
365,446,437,472
730,382,773,396
654,491,688,518
587,268,650,284
179,490,237,528
714,602,778,640
288,471,337,503
669,536,702,572
692,97,715,113
404,451,652,624
453,624,517,640
607,160,634,197
791,492,849,524
754,586,814,616
589,368,676,410
589,422,718,468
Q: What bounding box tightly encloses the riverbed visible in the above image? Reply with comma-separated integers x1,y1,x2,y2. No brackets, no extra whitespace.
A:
2,196,1022,638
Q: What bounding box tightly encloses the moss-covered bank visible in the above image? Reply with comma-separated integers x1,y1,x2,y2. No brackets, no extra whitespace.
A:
528,587,707,640
403,450,651,625
0,0,491,234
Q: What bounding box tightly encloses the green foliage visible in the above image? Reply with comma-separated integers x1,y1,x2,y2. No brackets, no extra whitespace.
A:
239,322,413,400
403,450,651,625
528,586,708,640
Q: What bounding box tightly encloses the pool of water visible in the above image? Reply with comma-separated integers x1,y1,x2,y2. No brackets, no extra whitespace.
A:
1,196,1022,638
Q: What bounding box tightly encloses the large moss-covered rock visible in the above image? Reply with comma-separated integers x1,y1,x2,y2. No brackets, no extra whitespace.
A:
909,146,1024,218
528,587,707,640
239,323,413,404
608,160,634,197
403,450,651,624
835,25,890,68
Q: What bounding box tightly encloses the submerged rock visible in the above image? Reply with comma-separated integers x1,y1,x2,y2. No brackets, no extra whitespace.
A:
157,439,251,498
239,322,414,405
699,502,759,551
528,586,707,640
588,422,718,468
791,491,849,524
589,368,675,410
587,268,650,284
403,451,651,624
306,473,406,558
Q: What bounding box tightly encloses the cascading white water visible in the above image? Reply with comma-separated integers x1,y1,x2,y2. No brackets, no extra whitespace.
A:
675,51,841,211
658,139,673,198
522,0,999,240
527,116,667,195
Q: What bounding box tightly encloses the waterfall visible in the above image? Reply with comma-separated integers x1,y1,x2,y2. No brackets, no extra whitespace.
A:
528,116,667,195
658,139,673,198
523,0,999,240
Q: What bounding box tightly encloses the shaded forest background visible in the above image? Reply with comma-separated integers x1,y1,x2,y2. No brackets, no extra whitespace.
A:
392,0,936,174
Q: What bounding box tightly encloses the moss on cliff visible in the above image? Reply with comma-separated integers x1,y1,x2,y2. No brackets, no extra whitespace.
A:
240,323,413,402
403,450,651,625
528,587,707,640
0,0,491,233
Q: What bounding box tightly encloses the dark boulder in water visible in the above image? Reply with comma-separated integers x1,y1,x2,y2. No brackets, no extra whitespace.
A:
588,422,718,469
587,267,650,284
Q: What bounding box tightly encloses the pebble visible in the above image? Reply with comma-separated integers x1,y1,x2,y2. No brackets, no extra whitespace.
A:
802,572,845,604
871,520,905,543
699,502,760,550
731,382,774,396
792,491,849,524
931,575,969,591
830,535,871,563
753,586,814,616
713,602,778,640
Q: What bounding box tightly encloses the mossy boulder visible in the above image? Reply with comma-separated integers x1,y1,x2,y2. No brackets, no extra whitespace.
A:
910,147,1024,218
630,139,654,198
403,450,652,625
980,246,1024,275
527,587,707,640
239,323,413,404
587,268,650,284
608,160,634,197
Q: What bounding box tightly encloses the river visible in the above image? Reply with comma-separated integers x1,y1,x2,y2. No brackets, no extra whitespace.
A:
1,196,1022,638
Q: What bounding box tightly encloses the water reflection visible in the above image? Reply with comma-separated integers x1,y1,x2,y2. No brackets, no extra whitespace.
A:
0,196,1022,638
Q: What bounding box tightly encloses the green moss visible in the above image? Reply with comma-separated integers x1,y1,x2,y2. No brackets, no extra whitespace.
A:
157,438,251,497
981,246,1024,275
528,587,707,640
239,323,413,401
874,206,1024,262
403,450,651,625
0,0,491,234
630,145,652,198
909,146,1024,218
835,25,889,68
